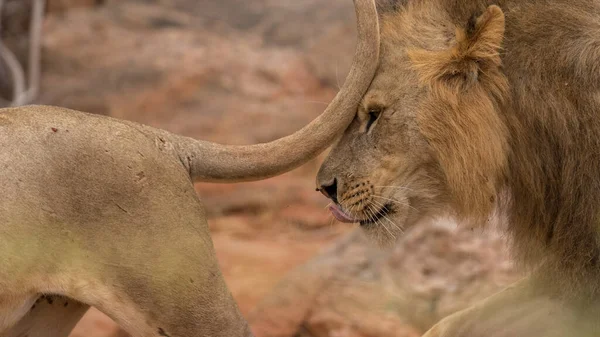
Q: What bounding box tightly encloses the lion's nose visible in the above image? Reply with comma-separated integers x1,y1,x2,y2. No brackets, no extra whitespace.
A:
317,177,339,204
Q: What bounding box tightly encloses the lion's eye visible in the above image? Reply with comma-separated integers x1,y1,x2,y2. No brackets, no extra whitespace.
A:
365,108,382,132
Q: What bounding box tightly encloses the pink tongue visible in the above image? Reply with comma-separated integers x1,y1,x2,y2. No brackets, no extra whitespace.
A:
329,204,359,223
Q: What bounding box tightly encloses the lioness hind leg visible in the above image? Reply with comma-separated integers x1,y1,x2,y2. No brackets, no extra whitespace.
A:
37,240,254,337
2,295,89,337
78,265,254,337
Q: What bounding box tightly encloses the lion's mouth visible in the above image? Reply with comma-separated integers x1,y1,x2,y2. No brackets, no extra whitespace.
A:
328,204,393,226
359,204,393,226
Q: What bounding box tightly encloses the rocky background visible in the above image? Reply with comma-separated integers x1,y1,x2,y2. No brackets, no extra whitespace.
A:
1,1,521,336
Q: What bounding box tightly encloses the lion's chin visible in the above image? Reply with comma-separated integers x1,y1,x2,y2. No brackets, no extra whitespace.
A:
359,209,409,248
329,203,395,226
358,204,393,226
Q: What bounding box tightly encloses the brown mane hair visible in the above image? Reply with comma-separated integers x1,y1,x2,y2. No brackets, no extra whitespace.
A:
408,5,509,226
378,0,600,295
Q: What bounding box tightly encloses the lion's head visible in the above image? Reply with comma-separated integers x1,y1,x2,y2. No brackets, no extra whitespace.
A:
317,0,600,293
317,3,508,243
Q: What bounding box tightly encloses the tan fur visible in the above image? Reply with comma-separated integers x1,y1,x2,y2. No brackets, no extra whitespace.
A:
317,0,600,334
0,1,381,336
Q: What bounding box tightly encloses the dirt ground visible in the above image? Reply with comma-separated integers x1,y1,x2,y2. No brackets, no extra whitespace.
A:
1,1,521,336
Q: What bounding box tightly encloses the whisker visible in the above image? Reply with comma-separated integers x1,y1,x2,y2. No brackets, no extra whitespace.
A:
323,202,337,227
369,199,395,218
366,204,383,225
372,195,420,212
369,200,404,235
328,213,336,228
363,205,384,241
381,213,404,234
367,204,395,240
363,203,375,219
369,198,387,210
347,202,360,219
364,205,377,223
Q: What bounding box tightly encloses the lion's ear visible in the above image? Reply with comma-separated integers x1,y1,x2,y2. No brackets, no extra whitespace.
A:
408,5,505,95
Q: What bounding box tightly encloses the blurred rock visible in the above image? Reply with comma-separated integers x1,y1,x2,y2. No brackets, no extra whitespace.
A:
249,218,521,337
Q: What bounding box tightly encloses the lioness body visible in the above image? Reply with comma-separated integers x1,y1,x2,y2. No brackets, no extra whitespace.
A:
317,0,600,335
0,106,251,336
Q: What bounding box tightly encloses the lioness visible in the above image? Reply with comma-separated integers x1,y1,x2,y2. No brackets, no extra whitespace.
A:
317,0,600,335
0,1,380,336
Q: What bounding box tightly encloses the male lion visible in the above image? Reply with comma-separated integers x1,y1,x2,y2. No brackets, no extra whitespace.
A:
317,0,600,335
0,1,380,336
